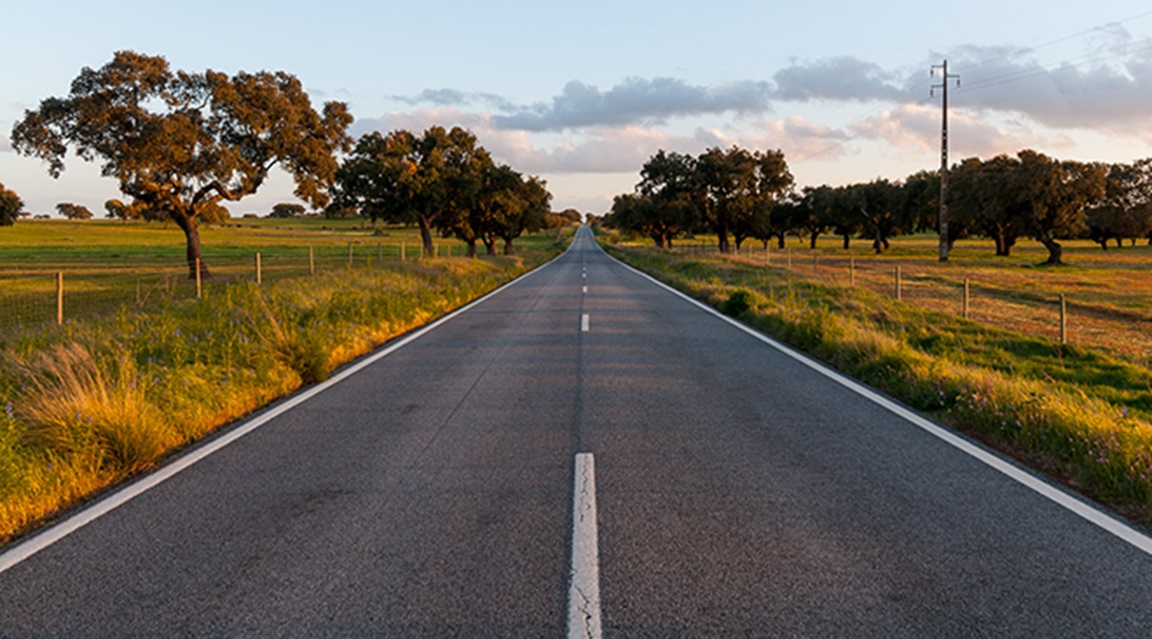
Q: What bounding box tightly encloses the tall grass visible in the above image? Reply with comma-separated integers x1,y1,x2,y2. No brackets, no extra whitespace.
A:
0,240,565,543
608,244,1152,524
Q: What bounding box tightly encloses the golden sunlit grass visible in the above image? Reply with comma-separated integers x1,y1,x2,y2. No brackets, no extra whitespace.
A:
0,223,569,543
606,233,1152,524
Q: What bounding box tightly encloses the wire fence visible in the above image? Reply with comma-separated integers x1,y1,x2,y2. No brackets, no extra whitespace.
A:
676,242,1152,365
0,240,463,336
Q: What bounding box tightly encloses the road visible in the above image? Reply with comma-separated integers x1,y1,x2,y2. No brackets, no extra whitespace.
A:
2,226,1151,637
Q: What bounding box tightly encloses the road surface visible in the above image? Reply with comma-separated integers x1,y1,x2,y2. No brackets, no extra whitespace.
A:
2,226,1151,637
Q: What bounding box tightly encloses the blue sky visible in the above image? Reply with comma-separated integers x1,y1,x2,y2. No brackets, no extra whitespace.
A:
3,1,1152,216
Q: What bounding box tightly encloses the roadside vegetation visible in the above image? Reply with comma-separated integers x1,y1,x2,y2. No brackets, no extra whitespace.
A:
601,232,1152,526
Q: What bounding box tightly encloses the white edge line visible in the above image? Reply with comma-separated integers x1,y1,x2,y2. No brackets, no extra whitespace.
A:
604,246,1152,557
0,247,572,575
567,452,602,639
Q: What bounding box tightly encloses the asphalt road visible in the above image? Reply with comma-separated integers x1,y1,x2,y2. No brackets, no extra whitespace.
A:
2,226,1152,637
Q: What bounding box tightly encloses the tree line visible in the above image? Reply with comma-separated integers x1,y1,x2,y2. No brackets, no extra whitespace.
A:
4,52,560,274
607,148,1152,265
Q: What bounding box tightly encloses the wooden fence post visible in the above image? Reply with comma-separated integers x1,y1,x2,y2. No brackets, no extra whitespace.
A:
401,242,406,261
196,258,202,300
256,252,262,285
309,245,315,276
787,248,792,270
56,272,64,325
348,243,354,267
813,254,819,277
849,258,855,286
1060,293,1068,344
963,278,970,320
895,266,902,301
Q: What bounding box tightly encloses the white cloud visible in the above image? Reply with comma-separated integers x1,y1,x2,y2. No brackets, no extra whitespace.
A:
771,56,906,102
852,104,1073,158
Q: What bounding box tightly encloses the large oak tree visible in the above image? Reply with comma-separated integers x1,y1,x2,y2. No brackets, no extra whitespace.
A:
11,51,352,276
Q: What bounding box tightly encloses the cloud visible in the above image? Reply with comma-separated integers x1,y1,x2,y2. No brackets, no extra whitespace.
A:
392,88,516,111
0,132,10,152
852,104,1073,158
491,77,774,131
945,36,1152,137
771,56,906,102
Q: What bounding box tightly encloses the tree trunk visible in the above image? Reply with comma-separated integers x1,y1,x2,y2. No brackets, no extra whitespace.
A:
503,238,515,255
810,232,819,250
841,234,851,250
718,229,731,254
777,234,786,249
417,216,435,257
465,240,477,258
484,237,498,256
1040,236,1064,265
172,211,208,279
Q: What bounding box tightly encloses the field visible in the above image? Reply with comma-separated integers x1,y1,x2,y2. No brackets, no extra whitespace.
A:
651,234,1152,367
0,218,495,333
0,218,568,543
605,231,1152,525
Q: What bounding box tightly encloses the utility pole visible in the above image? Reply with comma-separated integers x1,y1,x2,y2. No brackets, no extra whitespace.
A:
931,60,960,262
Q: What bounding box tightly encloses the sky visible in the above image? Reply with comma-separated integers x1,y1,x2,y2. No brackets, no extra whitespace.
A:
3,1,1152,217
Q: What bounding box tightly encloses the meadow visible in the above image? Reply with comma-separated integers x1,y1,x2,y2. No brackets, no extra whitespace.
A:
0,218,568,543
604,231,1152,525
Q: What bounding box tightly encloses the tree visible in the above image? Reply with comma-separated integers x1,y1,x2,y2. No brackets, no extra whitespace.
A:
56,202,93,220
1014,150,1106,265
848,179,903,254
335,126,489,256
0,182,23,226
695,146,793,253
12,51,352,277
486,171,551,255
949,156,1027,256
268,202,306,218
623,150,699,248
1086,160,1152,249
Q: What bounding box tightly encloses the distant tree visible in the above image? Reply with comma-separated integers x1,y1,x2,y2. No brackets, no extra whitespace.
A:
0,182,23,226
56,202,93,220
1086,159,1152,249
847,179,903,254
105,198,138,222
949,155,1028,256
695,146,793,253
787,186,832,249
557,208,583,224
268,202,306,218
335,126,489,256
1014,150,1106,265
491,174,551,255
12,51,353,277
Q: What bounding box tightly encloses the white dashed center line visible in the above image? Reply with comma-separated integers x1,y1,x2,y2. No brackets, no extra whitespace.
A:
567,453,602,639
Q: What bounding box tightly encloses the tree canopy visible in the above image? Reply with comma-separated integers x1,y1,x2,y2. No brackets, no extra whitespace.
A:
0,183,23,226
335,126,551,256
11,50,352,276
55,202,93,220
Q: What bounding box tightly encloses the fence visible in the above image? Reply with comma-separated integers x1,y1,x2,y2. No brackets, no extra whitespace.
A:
0,240,462,335
675,242,1152,364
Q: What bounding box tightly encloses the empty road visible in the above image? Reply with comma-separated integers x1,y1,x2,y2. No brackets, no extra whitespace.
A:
2,226,1151,637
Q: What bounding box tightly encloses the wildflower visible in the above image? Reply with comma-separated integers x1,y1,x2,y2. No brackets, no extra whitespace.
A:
4,402,13,420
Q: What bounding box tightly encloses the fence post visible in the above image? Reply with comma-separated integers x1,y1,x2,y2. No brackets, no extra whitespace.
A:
895,266,902,301
401,242,406,261
765,244,771,265
309,245,315,276
814,254,819,277
348,243,354,267
196,258,202,300
1060,293,1068,344
56,271,64,325
377,243,383,265
963,277,970,320
787,248,792,270
849,258,855,286
256,252,262,285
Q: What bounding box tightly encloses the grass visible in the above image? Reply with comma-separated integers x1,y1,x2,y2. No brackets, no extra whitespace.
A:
603,231,1152,525
0,219,570,543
